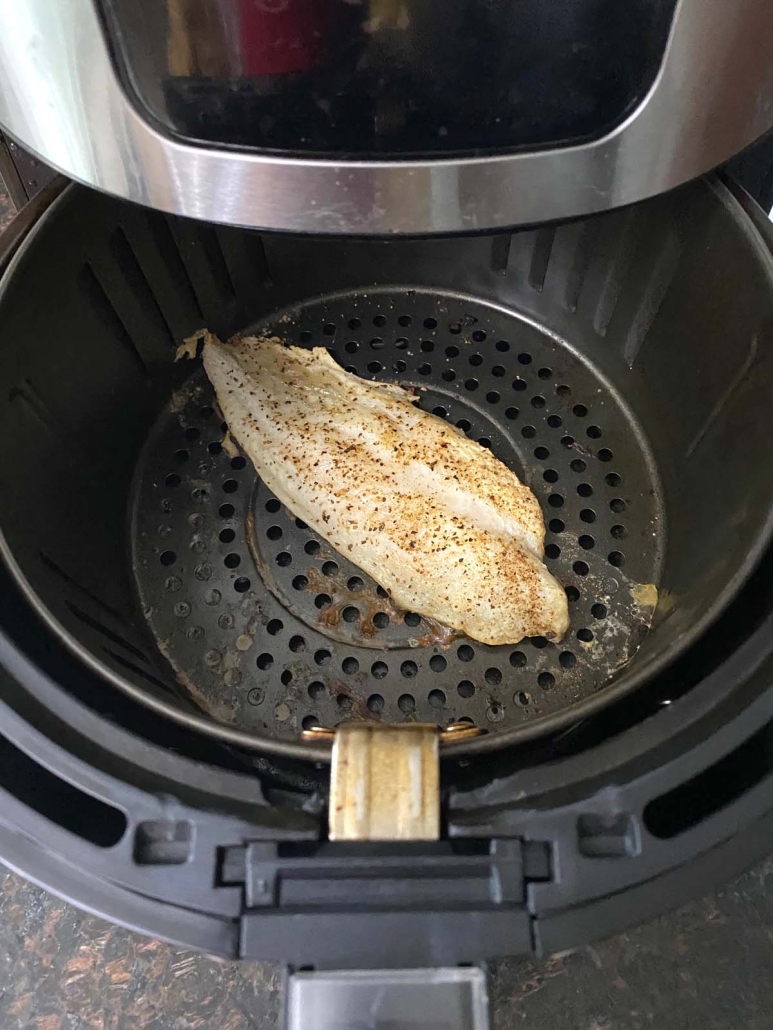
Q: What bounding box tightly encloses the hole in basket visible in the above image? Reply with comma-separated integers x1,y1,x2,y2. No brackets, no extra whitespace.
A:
347,577,364,592
231,456,246,470
222,479,238,493
573,561,589,576
265,499,280,514
610,497,627,513
377,586,390,599
547,415,563,428
559,650,577,668
165,473,181,488
571,459,587,473
276,552,292,567
367,693,385,713
458,680,475,698
580,509,596,523
314,594,332,609
433,406,448,418
429,689,446,709
308,681,326,700
418,363,432,375
281,671,293,685
445,345,459,358
421,341,435,354
611,524,628,539
343,606,359,622
371,661,388,679
224,552,241,568
505,407,519,420
515,691,531,707
531,396,546,409
368,361,382,373
345,341,358,354
457,419,472,433
465,379,479,391
479,438,491,449
472,330,487,342
548,519,565,533
398,314,412,327
304,540,320,556
323,323,336,336
598,448,614,462
322,560,339,576
548,494,564,508
534,446,550,460
401,660,418,678
543,469,559,484
299,330,313,343
586,425,602,439
561,436,575,448
577,627,594,642
577,483,593,497
608,551,626,567
457,644,475,662
267,525,282,541
512,378,527,392
289,636,305,652
292,575,308,590
348,317,362,330
302,715,320,731
256,653,273,670
404,612,421,627
373,612,390,629
606,473,622,487
234,577,250,592
566,585,580,602
487,391,500,404
509,650,527,667
159,550,176,567
442,370,456,382
342,657,359,674
430,655,447,672
184,427,200,441
538,367,553,380
518,353,532,365
314,649,331,667
208,442,222,455
492,365,506,378
469,354,483,367
521,425,536,439
538,672,555,689
174,449,189,463
531,636,549,649
592,603,608,620
267,619,283,635
423,317,437,329
578,535,595,550
485,668,502,685
573,404,588,417
556,384,571,396
398,693,416,713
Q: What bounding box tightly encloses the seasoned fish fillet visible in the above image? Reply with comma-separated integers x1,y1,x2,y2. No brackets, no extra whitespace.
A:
203,334,569,646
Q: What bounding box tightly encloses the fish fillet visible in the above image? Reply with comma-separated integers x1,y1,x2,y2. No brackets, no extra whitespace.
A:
203,334,569,646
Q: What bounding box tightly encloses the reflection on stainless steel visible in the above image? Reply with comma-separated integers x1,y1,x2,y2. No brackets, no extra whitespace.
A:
0,0,772,234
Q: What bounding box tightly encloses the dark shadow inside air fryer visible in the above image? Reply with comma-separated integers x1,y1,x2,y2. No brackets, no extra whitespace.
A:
1,177,773,762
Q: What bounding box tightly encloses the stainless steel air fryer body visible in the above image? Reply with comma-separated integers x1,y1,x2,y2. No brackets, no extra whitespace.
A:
1,0,773,234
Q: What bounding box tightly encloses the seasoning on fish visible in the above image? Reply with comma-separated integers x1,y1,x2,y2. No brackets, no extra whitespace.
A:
203,333,569,646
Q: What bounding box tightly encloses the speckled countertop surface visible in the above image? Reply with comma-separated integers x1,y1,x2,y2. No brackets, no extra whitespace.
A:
3,858,773,1030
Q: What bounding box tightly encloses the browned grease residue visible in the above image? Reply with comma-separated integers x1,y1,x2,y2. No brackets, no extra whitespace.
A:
630,582,659,609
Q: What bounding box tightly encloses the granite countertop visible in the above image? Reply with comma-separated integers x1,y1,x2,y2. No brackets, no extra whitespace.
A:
3,857,773,1030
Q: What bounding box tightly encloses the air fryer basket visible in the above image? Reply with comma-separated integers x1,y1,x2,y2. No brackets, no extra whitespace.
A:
1,178,772,762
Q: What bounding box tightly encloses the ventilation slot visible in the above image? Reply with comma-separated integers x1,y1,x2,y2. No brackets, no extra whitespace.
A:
103,648,178,697
644,722,773,839
0,734,126,847
39,552,125,622
110,227,175,349
65,600,149,663
79,263,147,377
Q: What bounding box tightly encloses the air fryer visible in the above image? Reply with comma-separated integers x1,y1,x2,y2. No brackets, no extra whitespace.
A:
2,2,773,1028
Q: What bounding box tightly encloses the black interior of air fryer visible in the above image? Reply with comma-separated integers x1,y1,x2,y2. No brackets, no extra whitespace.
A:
0,178,772,752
